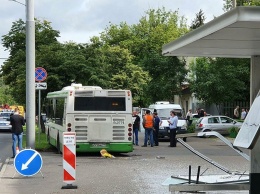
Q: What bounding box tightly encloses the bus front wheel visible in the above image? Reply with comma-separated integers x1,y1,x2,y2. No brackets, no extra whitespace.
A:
56,134,62,154
47,128,50,144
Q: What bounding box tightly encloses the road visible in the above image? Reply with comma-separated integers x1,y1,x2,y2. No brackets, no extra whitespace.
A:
0,132,12,169
0,132,250,194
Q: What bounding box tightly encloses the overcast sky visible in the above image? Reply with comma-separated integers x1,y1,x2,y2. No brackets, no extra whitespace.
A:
0,0,225,65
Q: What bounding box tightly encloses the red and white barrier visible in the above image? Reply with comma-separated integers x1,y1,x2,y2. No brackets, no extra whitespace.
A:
62,132,77,189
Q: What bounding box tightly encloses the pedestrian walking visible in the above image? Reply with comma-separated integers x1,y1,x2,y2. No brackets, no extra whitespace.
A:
10,108,25,158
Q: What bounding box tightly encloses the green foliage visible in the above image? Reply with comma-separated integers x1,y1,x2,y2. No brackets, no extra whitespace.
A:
23,126,54,151
223,0,260,12
98,7,189,106
243,0,260,6
1,7,190,108
1,19,60,104
228,126,240,138
187,123,195,133
190,9,206,30
0,78,17,105
189,57,250,104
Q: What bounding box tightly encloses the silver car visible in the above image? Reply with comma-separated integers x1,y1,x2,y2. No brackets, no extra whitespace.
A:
0,112,12,131
0,118,12,131
195,116,243,136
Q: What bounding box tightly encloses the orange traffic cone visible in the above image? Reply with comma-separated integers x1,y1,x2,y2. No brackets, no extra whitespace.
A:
16,146,20,155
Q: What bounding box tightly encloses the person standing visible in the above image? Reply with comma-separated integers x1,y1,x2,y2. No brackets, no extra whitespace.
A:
10,108,25,158
142,110,154,147
132,111,140,146
233,106,239,119
241,108,246,120
153,112,162,146
199,109,205,118
186,109,193,126
168,111,178,147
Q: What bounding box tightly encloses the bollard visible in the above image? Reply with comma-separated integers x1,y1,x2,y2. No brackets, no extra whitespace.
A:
61,132,77,189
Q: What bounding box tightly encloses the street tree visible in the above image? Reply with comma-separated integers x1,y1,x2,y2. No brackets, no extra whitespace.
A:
83,42,151,106
98,8,189,105
189,57,250,106
1,19,60,104
190,9,206,30
0,78,17,106
223,0,260,12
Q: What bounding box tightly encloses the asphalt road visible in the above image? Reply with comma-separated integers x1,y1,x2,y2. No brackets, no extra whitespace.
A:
0,132,12,169
0,132,250,194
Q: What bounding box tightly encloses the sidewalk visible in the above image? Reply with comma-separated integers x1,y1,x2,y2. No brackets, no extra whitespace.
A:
0,153,67,194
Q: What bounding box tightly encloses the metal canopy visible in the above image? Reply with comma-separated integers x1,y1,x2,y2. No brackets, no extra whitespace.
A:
162,7,260,58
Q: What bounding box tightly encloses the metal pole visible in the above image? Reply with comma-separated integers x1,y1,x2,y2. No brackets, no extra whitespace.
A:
26,0,35,149
188,165,191,184
38,89,41,129
38,89,41,144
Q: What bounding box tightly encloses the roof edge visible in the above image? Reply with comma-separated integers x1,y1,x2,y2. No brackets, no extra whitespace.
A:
162,7,260,56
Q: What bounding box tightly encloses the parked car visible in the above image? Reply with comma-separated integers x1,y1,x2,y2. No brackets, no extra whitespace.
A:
195,115,243,137
0,112,13,131
192,113,211,118
0,111,13,119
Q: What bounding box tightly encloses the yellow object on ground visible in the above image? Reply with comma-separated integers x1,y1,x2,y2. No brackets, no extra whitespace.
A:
100,149,115,158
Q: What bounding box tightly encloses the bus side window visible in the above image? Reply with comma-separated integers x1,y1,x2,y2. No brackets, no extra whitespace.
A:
56,98,64,126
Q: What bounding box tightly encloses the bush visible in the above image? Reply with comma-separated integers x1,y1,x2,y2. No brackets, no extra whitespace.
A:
187,123,195,133
22,126,54,151
228,127,240,138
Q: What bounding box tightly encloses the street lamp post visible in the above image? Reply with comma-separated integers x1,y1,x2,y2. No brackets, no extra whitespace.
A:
26,0,35,149
10,0,35,149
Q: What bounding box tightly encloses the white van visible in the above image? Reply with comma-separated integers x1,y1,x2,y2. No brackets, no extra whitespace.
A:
148,101,187,140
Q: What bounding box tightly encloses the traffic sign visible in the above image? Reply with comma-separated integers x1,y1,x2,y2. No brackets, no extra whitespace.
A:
14,149,43,176
35,67,47,82
35,82,47,90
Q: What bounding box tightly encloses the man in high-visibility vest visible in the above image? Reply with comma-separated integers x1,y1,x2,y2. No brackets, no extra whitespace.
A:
142,110,154,147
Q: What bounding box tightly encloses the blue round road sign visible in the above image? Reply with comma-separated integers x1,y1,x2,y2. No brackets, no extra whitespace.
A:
35,67,47,82
14,149,43,176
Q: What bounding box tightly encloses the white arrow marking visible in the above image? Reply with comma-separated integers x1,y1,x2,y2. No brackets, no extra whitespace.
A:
21,152,38,170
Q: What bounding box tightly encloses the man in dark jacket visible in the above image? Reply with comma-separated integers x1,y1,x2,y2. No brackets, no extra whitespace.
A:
10,108,25,158
153,112,162,146
132,111,140,146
